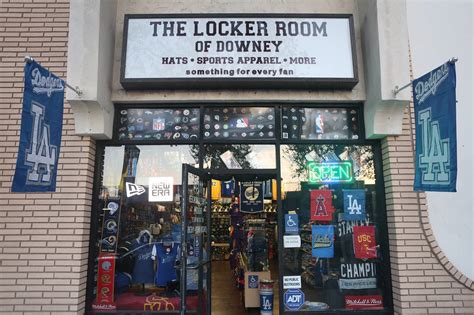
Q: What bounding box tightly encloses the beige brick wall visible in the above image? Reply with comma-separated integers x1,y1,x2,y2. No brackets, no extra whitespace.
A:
0,1,94,314
382,83,474,312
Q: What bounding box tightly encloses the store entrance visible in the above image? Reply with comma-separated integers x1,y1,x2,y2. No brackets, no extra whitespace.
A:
207,170,280,315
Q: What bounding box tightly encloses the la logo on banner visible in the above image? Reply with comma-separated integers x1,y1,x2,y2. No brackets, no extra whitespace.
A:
343,190,366,221
418,108,450,185
26,102,57,185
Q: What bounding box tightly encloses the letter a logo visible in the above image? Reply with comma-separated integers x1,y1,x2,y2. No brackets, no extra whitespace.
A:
315,195,327,216
418,108,450,185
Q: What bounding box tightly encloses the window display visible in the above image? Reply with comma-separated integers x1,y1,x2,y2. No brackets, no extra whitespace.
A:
280,144,389,312
92,145,198,312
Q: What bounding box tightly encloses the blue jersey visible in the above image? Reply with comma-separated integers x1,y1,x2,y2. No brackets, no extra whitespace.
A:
131,240,154,284
221,180,235,197
154,243,178,287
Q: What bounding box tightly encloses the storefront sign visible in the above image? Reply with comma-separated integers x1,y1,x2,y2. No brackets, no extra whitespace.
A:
413,61,457,192
310,189,335,221
240,182,264,213
345,295,383,310
284,289,305,311
283,276,302,289
353,226,377,259
283,235,301,248
339,262,377,289
12,60,64,192
148,177,173,201
308,161,353,183
311,225,334,258
285,214,299,234
343,189,366,221
121,14,357,89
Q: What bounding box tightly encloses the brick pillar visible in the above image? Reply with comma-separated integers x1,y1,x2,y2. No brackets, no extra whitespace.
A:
0,1,95,314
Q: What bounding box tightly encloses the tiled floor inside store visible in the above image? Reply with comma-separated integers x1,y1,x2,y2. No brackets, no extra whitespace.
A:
211,260,280,315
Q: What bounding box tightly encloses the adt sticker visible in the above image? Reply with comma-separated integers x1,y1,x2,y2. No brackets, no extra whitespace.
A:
285,214,299,234
248,275,259,289
343,189,366,220
284,289,305,311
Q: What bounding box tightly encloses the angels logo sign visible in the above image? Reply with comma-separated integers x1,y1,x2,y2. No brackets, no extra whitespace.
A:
310,190,335,221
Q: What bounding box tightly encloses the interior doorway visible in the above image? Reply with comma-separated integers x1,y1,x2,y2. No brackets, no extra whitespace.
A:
208,171,280,315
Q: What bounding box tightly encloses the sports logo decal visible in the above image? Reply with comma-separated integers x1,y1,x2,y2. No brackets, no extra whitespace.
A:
310,190,335,221
345,295,383,310
126,182,146,197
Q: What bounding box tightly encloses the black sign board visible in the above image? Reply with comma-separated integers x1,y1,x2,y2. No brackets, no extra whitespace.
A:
203,107,275,140
281,107,360,140
117,108,200,141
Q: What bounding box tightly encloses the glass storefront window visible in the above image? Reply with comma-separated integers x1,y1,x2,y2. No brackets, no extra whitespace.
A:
92,145,198,312
203,144,276,169
280,144,389,312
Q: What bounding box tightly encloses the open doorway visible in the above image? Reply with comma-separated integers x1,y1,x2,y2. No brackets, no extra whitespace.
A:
209,172,280,315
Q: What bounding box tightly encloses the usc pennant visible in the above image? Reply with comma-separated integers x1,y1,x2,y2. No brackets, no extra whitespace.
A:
353,226,377,259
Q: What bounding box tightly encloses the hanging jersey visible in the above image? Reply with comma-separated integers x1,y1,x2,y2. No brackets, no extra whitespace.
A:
221,180,235,197
211,180,222,200
153,243,179,286
131,240,154,284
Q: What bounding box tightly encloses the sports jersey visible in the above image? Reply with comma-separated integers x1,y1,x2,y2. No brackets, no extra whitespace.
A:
153,243,179,287
131,239,154,284
211,180,222,200
221,180,235,197
263,180,272,199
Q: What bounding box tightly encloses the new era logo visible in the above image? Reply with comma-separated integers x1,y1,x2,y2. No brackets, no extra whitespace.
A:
126,182,145,197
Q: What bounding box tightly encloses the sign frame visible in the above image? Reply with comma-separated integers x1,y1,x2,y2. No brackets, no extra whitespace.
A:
120,13,358,90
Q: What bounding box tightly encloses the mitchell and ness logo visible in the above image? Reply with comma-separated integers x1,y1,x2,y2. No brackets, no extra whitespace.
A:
126,182,145,197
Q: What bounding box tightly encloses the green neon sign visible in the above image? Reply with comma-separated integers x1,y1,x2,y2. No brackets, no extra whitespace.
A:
308,161,354,183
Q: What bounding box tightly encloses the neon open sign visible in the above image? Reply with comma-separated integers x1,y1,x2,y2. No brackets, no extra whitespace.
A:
308,161,354,183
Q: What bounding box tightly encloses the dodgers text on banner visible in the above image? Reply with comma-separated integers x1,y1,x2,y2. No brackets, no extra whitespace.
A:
413,61,457,192
12,60,64,192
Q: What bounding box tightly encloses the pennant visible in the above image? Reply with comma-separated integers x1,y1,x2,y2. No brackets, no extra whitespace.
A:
12,60,64,192
310,190,335,221
353,226,377,259
413,61,457,192
343,190,366,221
311,225,334,258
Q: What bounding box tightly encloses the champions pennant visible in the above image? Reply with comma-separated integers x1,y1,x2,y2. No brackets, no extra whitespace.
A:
413,61,457,192
12,60,64,192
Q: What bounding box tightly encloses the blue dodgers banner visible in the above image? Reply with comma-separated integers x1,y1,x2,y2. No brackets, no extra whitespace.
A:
12,60,64,192
413,61,457,192
343,189,366,221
